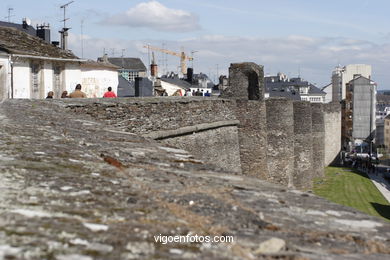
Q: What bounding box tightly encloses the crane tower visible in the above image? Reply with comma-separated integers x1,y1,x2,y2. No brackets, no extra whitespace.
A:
143,45,193,75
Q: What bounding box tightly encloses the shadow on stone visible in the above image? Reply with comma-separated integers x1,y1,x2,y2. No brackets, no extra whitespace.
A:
371,203,390,220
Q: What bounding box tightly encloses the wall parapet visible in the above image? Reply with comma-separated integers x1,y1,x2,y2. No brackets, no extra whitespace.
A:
142,120,240,140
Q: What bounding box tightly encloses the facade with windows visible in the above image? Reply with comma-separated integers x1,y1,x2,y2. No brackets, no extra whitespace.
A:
106,57,147,82
384,115,390,150
331,64,371,102
342,76,376,151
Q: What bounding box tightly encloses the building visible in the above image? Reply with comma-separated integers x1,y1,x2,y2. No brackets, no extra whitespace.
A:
0,26,118,99
375,93,390,147
384,115,390,151
331,64,371,102
158,74,191,96
264,73,326,103
191,72,214,88
106,57,147,82
342,76,376,151
376,119,384,147
80,60,119,98
117,77,153,97
0,26,81,99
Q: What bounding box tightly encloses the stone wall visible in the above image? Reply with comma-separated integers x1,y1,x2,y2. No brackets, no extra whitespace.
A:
61,62,339,188
265,98,295,187
293,101,313,189
162,126,242,173
1,99,389,260
324,102,342,166
311,103,325,178
65,97,241,173
220,62,264,100
67,97,236,135
232,100,268,178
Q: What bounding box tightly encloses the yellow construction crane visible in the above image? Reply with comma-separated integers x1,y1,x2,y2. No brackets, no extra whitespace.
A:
143,45,193,75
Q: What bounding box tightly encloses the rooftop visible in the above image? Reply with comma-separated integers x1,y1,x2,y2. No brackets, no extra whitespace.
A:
107,57,147,71
160,77,192,89
0,20,36,37
81,59,119,70
0,26,78,59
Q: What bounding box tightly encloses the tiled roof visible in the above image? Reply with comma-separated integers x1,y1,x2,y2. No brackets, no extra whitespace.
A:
81,60,119,70
0,21,36,37
0,26,78,59
107,57,147,71
160,77,192,89
308,84,326,95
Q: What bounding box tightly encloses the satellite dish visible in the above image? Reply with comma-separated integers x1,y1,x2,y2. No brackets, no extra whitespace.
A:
24,18,31,26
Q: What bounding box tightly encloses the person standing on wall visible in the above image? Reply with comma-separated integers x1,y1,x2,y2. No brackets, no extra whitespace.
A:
46,91,54,99
69,84,87,98
103,87,117,98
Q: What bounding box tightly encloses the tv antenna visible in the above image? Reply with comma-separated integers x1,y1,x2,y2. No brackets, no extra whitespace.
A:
5,8,14,22
60,1,74,28
80,19,84,58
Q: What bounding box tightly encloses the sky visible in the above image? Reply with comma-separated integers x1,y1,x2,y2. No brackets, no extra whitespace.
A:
1,0,389,88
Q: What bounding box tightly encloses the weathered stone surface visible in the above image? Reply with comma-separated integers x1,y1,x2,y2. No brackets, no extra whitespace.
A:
324,102,342,166
162,125,242,173
233,100,269,178
0,99,389,259
266,98,295,187
63,97,241,173
220,62,264,100
293,101,314,190
311,103,325,178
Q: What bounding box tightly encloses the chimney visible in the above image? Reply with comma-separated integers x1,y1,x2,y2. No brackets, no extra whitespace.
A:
22,18,28,29
59,28,69,50
102,54,108,62
151,64,158,77
150,52,158,77
36,24,51,43
187,68,193,83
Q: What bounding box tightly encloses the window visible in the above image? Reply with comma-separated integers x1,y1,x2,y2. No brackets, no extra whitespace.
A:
120,70,139,82
31,63,40,94
129,71,139,82
53,66,62,97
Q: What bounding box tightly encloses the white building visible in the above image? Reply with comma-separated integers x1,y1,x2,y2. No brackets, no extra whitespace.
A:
0,26,118,99
158,77,189,96
331,64,371,102
80,60,119,98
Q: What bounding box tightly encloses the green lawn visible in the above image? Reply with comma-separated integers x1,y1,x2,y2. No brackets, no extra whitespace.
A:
313,167,390,222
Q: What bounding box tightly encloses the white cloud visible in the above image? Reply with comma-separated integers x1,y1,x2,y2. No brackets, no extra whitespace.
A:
102,1,200,32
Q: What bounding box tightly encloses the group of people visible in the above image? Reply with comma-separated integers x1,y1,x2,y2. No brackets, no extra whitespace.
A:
185,89,211,97
46,85,117,99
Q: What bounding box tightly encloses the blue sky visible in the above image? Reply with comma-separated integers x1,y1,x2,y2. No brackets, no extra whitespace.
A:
1,0,389,88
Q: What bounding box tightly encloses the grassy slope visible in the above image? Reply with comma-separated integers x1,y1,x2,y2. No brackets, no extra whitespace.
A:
313,167,390,222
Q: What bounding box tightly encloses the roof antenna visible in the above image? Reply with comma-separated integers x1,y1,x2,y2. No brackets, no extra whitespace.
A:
59,1,74,50
5,7,14,23
60,1,74,29
80,19,84,58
